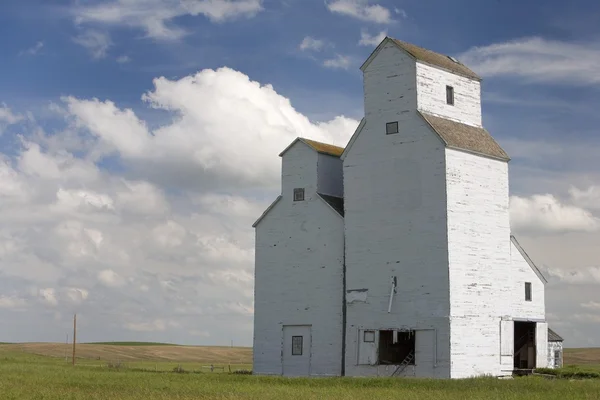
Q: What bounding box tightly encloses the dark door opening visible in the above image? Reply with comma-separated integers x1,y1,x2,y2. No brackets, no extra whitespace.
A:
378,330,415,365
514,321,536,369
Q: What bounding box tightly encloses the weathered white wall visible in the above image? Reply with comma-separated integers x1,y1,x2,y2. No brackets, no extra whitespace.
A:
510,242,545,320
536,322,549,368
416,63,482,127
317,153,343,197
445,148,511,378
363,41,417,120
547,341,563,368
344,44,451,378
281,142,318,200
253,143,345,376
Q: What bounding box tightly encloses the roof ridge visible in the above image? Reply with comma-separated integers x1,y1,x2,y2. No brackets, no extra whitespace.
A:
389,37,480,81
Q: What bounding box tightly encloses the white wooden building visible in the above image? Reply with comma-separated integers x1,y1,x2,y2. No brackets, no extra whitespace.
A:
252,37,557,379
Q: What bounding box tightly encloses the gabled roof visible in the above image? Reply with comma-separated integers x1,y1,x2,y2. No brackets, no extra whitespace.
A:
361,37,480,81
419,112,510,162
511,235,548,284
548,328,564,342
279,137,345,158
318,193,344,217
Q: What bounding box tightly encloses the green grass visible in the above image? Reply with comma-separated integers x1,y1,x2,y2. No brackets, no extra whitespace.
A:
83,342,177,346
1,351,600,399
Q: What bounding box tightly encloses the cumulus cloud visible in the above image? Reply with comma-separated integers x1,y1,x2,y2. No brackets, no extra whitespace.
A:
544,266,600,285
326,0,393,24
0,69,357,345
569,186,600,211
73,30,112,59
73,0,263,40
510,194,600,234
358,30,386,46
116,55,131,64
0,104,24,127
458,37,600,85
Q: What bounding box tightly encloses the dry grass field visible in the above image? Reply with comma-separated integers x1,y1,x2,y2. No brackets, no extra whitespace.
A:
0,342,251,364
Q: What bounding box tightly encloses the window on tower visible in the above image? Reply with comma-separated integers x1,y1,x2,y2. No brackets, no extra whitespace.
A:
386,121,399,135
446,85,454,105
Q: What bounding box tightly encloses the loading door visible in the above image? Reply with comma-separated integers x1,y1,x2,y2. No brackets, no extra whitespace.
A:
282,325,311,376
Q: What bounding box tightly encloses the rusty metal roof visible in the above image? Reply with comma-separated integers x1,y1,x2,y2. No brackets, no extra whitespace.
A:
301,138,345,157
419,112,510,161
548,328,564,342
391,38,481,81
279,137,345,158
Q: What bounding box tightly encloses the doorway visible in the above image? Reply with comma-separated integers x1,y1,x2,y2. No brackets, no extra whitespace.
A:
513,321,536,369
282,325,311,376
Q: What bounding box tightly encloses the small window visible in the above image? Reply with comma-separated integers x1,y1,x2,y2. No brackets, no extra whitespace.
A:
386,121,399,135
364,330,375,343
293,188,305,201
446,85,454,105
525,282,532,301
292,336,303,355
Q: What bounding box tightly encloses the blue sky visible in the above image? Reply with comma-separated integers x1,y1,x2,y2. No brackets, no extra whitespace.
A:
1,0,600,347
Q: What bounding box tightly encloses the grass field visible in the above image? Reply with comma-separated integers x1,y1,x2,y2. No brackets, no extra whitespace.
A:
1,344,600,399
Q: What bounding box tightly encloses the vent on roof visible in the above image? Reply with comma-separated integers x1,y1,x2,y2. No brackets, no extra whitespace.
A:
447,55,459,63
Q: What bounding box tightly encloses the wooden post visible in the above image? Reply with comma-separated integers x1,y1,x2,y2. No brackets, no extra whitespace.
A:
72,314,77,366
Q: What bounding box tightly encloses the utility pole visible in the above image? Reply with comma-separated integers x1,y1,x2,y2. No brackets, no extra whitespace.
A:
72,314,77,366
65,333,69,362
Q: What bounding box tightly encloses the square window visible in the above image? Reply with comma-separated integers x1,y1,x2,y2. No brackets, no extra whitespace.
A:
446,85,454,105
292,336,303,355
364,330,375,343
525,282,532,301
386,121,399,135
293,188,305,201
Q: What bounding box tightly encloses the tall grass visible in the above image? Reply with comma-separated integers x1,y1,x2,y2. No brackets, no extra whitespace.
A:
1,351,600,399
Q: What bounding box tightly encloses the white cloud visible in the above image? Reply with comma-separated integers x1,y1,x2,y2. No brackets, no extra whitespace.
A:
358,30,386,46
0,104,23,125
18,41,44,57
0,296,27,309
510,194,600,234
581,301,600,310
569,186,600,211
73,30,112,59
299,36,327,52
0,66,357,345
73,0,263,40
39,288,58,306
116,55,131,63
544,266,600,285
458,37,600,85
65,67,357,187
98,269,125,287
323,54,353,70
125,319,167,332
326,0,393,24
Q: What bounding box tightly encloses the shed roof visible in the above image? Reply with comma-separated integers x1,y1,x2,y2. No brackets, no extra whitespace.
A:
318,193,344,217
419,112,510,161
390,39,481,81
548,328,564,342
279,137,345,158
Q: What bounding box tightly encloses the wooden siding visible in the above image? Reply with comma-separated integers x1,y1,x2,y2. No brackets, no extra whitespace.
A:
445,148,511,378
253,189,344,376
363,41,417,120
253,140,344,376
416,63,482,128
510,241,546,320
344,43,451,377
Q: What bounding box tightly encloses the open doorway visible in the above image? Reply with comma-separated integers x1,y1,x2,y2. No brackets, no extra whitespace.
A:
378,330,415,365
514,321,536,369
